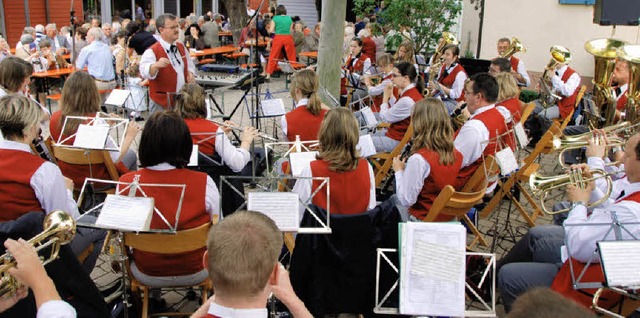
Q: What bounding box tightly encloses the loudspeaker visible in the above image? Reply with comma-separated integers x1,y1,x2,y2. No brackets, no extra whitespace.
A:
594,0,640,26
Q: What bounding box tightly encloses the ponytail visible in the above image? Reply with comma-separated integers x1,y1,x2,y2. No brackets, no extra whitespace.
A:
307,91,322,115
415,75,425,95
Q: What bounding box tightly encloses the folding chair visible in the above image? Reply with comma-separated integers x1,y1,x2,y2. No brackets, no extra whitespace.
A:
370,123,413,187
555,85,587,130
122,222,213,318
51,145,120,191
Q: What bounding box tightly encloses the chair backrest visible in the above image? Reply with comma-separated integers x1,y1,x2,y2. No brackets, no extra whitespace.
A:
559,85,587,130
461,155,499,193
373,123,413,186
423,185,486,222
123,222,211,254
520,102,536,124
51,145,119,181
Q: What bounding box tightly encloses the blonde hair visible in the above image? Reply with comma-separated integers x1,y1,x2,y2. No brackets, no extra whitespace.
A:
207,211,282,298
411,98,456,165
395,40,416,64
175,83,207,119
59,72,101,135
290,69,322,115
377,53,394,68
495,72,520,102
317,108,360,172
0,94,43,140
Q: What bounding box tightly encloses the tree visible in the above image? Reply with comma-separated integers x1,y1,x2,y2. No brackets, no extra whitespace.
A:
354,0,462,56
220,0,249,46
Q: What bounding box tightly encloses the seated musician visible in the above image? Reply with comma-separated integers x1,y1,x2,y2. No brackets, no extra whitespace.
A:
395,40,418,71
175,83,257,172
612,58,631,119
488,57,512,76
191,211,312,318
497,132,640,312
281,69,330,142
118,111,220,287
532,47,581,120
496,37,530,87
369,61,424,153
454,73,511,188
0,94,104,272
292,108,376,218
49,72,139,190
341,37,373,100
363,53,396,112
429,44,467,114
495,72,525,122
392,98,463,222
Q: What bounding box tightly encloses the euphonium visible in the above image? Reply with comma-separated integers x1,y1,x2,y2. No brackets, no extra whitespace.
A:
529,168,613,214
427,31,458,95
0,211,76,297
499,37,526,59
540,45,572,107
585,38,628,128
617,44,640,124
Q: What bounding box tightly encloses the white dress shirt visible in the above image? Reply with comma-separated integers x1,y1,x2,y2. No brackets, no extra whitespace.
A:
212,126,250,173
292,160,377,220
454,104,512,168
368,73,392,97
395,153,431,207
586,156,629,207
280,98,308,141
512,57,531,87
0,140,80,219
439,64,467,100
37,300,77,318
206,302,268,318
140,37,196,94
564,182,640,263
379,83,416,124
551,65,581,98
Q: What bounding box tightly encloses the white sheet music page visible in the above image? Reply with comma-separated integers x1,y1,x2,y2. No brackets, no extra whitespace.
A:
399,222,466,316
357,135,376,158
104,89,131,106
289,151,318,177
598,241,640,288
73,124,109,149
360,106,378,127
96,194,155,232
188,144,199,166
495,147,518,175
248,192,300,232
514,122,529,148
261,99,286,117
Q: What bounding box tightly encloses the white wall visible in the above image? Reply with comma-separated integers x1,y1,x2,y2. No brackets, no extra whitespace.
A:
461,0,639,77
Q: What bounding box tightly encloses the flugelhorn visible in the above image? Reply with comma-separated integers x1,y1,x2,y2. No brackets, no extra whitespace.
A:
529,168,613,214
553,135,626,169
0,211,76,297
500,37,526,59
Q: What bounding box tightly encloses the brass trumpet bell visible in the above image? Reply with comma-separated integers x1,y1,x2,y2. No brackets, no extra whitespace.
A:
550,45,572,65
500,37,526,59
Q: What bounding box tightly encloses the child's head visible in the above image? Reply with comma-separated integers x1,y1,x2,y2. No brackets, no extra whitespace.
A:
377,53,394,73
205,211,283,299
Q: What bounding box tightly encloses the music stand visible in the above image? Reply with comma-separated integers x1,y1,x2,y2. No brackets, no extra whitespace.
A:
264,139,320,174
104,89,134,117
188,130,226,167
57,114,129,152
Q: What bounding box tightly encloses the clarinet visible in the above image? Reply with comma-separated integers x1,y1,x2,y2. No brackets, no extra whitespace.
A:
31,133,54,162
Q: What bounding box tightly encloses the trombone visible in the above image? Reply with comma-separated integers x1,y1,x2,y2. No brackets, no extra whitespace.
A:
529,168,615,214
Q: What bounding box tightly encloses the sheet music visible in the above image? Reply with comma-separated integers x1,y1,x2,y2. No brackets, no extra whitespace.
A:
357,134,376,158
360,106,378,127
261,98,286,117
188,144,199,166
73,124,109,149
399,222,466,317
514,122,529,148
289,151,318,177
598,241,640,288
495,147,518,175
247,192,300,232
95,194,154,232
104,89,131,106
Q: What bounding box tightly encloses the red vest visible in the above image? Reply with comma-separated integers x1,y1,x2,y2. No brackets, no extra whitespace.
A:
438,63,466,102
49,111,129,189
184,118,218,156
149,42,189,108
0,149,46,220
616,88,628,111
371,74,398,113
340,54,368,95
285,106,327,142
310,159,371,214
509,56,520,73
119,168,210,276
550,191,640,309
362,37,377,64
409,149,463,221
498,97,523,123
385,87,423,141
558,67,580,119
455,107,508,188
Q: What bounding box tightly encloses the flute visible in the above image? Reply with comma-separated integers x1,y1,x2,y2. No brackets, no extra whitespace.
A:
210,120,278,142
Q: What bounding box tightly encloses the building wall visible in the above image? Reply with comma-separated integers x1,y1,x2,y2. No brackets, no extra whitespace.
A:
2,0,83,46
461,0,638,77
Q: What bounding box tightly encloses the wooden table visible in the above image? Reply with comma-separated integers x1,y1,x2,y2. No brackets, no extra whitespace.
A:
299,51,318,65
32,66,75,95
190,45,238,58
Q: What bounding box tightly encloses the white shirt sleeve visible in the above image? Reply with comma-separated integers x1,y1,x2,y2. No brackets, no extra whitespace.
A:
205,175,220,219
379,95,413,123
292,165,313,221
140,48,158,80
75,47,88,69
363,58,372,75
37,300,77,318
31,162,80,220
281,115,289,141
214,127,250,173
454,120,489,168
551,72,581,97
448,71,468,100
368,78,392,97
367,162,377,210
395,154,430,207
517,60,531,87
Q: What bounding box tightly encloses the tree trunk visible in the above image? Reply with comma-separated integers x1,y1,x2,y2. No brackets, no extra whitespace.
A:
221,0,247,46
318,0,347,105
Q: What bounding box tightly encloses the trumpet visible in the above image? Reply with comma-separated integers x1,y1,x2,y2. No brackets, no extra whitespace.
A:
210,120,278,141
529,168,614,214
0,211,76,297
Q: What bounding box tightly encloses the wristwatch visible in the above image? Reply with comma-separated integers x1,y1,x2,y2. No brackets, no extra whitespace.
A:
570,201,586,210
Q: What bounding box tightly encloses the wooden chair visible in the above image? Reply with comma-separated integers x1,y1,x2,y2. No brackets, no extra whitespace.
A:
555,85,587,131
423,185,487,250
370,124,413,187
122,223,213,318
461,155,499,193
519,102,536,124
51,145,120,182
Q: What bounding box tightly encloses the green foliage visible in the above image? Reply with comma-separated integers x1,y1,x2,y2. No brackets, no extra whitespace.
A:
353,0,377,19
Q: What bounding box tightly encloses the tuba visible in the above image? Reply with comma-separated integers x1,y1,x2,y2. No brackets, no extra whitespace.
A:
499,37,526,59
0,211,76,297
427,31,458,95
617,44,640,124
539,45,572,107
585,38,628,128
